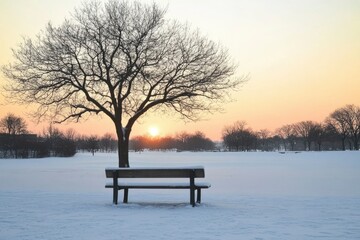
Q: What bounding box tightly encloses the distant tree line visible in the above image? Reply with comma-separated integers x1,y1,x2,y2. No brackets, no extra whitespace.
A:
0,115,77,158
1,104,359,158
130,131,215,152
222,104,360,151
76,133,118,155
0,114,119,158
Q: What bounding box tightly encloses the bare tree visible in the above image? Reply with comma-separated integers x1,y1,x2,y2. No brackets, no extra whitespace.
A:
182,131,214,151
257,129,271,151
0,113,27,135
100,133,117,152
276,124,297,151
328,105,360,150
222,121,256,151
2,0,242,167
326,110,349,150
343,105,360,150
64,128,77,142
310,123,326,151
293,121,316,151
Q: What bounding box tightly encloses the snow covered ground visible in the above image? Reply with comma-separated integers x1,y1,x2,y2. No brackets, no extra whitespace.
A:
1,151,360,239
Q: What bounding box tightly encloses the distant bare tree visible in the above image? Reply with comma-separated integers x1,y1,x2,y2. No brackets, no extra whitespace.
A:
343,105,360,150
257,129,270,140
2,0,243,167
327,105,360,150
100,133,117,152
0,113,27,135
276,124,297,151
64,128,77,142
257,129,271,151
41,124,76,157
222,121,256,151
42,124,63,139
175,132,191,150
129,136,146,152
326,111,348,151
87,135,100,156
222,121,246,151
223,121,248,135
293,121,316,151
310,123,326,151
184,131,214,151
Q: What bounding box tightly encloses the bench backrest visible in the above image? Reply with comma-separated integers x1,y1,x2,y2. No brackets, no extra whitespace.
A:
105,167,205,178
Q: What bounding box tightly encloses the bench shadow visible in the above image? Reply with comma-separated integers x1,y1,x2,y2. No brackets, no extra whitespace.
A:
112,201,211,209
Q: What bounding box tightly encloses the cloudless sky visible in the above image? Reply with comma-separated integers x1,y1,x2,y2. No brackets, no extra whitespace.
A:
0,0,359,140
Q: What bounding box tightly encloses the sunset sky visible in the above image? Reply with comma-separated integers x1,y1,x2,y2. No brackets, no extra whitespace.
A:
0,0,359,140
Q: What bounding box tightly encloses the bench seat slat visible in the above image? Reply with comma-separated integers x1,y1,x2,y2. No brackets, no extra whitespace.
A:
105,167,205,178
105,182,211,189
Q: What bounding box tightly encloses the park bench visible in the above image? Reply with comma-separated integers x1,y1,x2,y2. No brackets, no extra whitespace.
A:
105,167,211,207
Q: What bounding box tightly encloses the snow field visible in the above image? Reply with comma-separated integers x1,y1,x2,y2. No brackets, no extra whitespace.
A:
1,151,360,239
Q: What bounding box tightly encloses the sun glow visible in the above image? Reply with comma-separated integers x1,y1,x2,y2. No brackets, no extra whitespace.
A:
148,127,159,137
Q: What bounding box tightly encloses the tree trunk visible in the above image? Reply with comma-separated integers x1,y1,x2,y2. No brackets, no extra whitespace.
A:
115,124,130,168
303,141,307,151
341,137,346,151
290,141,295,151
353,134,359,150
117,138,129,167
283,140,287,151
307,141,312,151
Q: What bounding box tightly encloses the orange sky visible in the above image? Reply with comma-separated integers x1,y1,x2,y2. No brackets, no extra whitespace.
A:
1,0,359,140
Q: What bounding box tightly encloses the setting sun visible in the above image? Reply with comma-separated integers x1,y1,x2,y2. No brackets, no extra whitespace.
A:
148,127,159,137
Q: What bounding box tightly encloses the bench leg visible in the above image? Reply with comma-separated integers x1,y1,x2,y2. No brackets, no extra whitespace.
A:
123,188,129,203
113,187,118,205
196,189,201,203
190,188,195,207
190,173,196,207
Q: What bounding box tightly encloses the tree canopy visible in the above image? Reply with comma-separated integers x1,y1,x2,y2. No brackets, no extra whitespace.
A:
2,0,242,166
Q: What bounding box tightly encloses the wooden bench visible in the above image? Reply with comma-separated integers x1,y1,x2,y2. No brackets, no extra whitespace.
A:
105,167,211,207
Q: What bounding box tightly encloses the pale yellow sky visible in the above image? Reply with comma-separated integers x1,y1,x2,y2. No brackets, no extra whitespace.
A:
1,0,359,140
